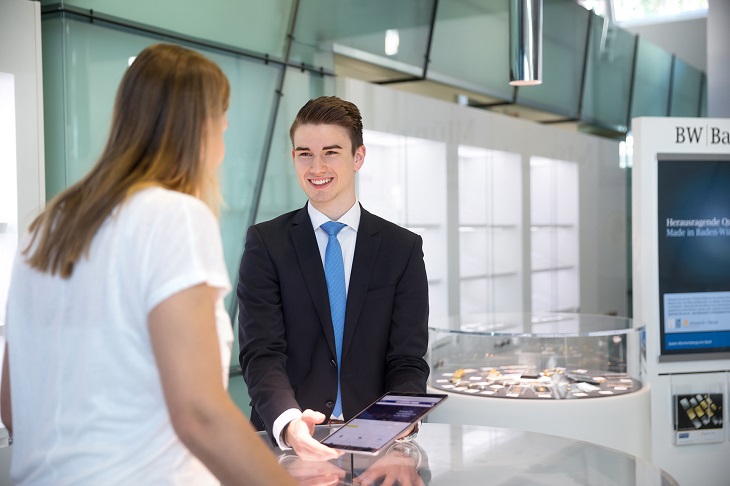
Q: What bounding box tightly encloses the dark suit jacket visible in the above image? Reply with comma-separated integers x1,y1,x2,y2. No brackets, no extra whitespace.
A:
237,203,430,439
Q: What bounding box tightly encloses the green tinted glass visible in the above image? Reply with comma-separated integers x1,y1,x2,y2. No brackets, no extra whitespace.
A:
429,0,512,100
670,58,702,117
41,0,294,59
40,14,280,304
516,0,590,117
630,37,672,124
290,0,435,75
581,14,636,131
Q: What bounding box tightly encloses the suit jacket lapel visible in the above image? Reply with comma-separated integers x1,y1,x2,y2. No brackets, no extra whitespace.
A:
290,205,338,358
342,206,380,359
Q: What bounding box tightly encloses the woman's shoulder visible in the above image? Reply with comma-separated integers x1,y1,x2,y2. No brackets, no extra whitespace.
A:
126,186,212,218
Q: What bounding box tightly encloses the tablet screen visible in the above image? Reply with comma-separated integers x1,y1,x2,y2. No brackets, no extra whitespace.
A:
320,392,447,454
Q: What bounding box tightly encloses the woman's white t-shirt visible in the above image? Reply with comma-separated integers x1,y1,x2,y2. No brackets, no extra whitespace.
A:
5,187,233,485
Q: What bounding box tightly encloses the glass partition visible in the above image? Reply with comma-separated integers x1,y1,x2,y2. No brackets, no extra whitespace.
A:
40,0,294,60
290,0,435,75
515,0,590,118
670,57,703,117
581,14,636,132
40,14,282,304
629,37,672,127
428,0,513,100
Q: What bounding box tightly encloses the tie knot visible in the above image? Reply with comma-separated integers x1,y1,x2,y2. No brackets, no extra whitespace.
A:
321,221,346,237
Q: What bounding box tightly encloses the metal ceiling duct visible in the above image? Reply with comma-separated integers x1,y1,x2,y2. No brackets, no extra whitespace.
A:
509,0,543,86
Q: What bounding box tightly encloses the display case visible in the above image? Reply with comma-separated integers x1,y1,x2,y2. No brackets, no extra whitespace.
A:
428,312,644,400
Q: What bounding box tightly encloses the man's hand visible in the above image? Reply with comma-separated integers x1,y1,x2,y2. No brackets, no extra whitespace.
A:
286,409,343,461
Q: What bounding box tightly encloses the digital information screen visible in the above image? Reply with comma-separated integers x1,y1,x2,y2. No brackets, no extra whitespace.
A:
658,154,730,359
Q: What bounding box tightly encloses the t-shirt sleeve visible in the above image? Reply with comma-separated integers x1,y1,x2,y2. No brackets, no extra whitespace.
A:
141,195,231,315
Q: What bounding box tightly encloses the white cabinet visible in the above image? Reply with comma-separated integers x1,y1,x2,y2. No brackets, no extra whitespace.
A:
358,130,448,324
530,157,579,312
458,146,523,315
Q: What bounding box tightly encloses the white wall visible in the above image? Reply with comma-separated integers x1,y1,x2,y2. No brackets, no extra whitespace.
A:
0,0,46,326
0,1,45,480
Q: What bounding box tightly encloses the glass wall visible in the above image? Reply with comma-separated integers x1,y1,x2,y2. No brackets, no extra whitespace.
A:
40,0,295,60
670,58,703,117
429,0,513,100
41,13,283,298
630,37,673,124
581,13,636,132
291,0,435,75
516,0,590,118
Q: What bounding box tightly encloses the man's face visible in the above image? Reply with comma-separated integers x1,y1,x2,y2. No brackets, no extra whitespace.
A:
292,123,365,219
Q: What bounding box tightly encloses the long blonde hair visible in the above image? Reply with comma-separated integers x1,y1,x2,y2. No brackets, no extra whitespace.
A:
24,43,230,278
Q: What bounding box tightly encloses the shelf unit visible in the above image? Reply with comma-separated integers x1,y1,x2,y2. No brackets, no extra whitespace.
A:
458,146,523,315
358,129,448,324
530,156,579,313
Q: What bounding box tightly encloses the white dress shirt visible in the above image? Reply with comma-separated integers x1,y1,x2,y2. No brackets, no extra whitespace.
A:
272,201,361,449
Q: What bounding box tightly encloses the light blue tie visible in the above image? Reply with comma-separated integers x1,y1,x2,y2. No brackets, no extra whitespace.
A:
321,221,347,418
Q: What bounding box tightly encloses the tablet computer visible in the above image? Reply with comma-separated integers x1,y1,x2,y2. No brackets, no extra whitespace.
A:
320,391,448,455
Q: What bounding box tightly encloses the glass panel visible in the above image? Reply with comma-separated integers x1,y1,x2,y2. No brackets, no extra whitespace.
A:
630,37,672,125
41,0,294,59
670,57,702,117
256,67,335,224
40,15,281,309
516,0,590,117
290,0,435,74
699,74,707,117
581,14,636,132
428,0,513,100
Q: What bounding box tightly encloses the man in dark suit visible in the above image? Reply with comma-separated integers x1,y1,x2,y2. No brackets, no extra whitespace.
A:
238,96,429,460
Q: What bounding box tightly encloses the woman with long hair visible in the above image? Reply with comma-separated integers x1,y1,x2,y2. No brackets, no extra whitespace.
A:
1,43,295,485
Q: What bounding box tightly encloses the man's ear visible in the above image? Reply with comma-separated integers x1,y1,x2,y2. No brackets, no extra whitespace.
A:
354,145,366,172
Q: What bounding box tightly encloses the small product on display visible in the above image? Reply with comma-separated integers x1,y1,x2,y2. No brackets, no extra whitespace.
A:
428,312,644,400
430,365,640,399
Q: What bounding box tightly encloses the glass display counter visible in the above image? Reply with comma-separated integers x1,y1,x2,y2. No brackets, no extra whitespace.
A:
260,423,677,485
428,312,644,400
425,313,651,460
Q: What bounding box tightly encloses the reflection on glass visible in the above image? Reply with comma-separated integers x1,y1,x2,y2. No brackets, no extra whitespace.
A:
39,0,294,59
630,37,672,125
516,0,590,117
581,13,636,131
290,0,435,75
429,0,512,100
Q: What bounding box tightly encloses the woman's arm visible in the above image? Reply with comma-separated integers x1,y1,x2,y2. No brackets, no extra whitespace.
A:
149,283,296,486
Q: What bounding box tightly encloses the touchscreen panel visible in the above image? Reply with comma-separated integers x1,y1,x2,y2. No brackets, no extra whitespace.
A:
320,392,447,454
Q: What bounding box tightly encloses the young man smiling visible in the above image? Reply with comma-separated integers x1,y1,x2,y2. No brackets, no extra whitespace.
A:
237,96,430,460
